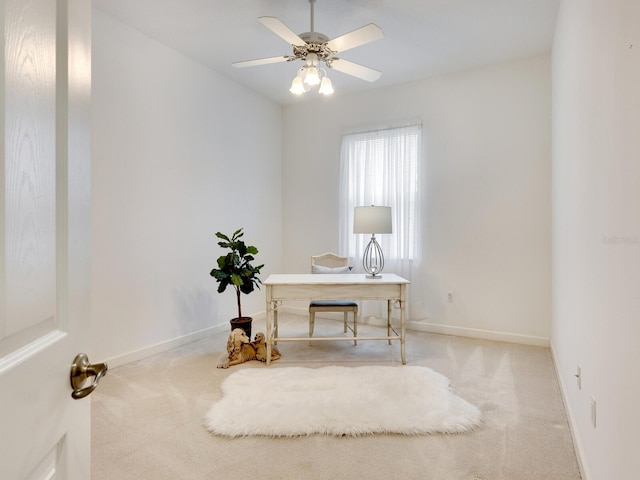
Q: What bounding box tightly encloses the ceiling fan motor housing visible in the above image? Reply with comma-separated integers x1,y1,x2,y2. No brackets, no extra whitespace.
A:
293,31,335,62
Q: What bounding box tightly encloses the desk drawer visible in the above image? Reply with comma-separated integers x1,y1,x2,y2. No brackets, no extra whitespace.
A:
269,283,402,301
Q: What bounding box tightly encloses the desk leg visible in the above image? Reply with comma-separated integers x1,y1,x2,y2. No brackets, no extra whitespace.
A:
400,285,406,365
387,300,392,345
266,288,273,366
274,301,279,345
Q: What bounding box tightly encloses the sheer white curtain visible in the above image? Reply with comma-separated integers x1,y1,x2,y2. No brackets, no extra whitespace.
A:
338,124,422,320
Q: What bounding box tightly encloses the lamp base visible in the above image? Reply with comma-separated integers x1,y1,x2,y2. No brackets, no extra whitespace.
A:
362,234,385,278
365,274,383,279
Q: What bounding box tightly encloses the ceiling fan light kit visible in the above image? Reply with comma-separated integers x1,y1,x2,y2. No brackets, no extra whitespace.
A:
290,66,334,95
233,0,383,96
289,52,334,95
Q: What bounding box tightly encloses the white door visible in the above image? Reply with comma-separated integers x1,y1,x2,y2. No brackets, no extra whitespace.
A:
0,0,92,478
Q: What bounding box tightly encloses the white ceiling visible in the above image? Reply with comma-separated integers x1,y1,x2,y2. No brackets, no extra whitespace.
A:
92,0,560,106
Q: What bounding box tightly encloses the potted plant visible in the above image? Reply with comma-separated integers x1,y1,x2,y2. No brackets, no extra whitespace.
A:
210,228,264,337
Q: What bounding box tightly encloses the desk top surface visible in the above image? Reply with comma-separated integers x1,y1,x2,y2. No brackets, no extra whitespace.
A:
263,273,410,285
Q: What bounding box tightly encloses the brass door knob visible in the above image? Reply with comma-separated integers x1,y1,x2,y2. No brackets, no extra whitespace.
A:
70,353,108,399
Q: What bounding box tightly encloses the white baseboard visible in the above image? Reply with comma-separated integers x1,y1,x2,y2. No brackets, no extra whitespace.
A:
104,324,229,369
106,309,549,368
550,341,591,480
409,321,550,347
104,310,270,369
280,306,549,347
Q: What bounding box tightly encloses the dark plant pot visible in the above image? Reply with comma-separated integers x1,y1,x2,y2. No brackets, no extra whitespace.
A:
230,317,252,338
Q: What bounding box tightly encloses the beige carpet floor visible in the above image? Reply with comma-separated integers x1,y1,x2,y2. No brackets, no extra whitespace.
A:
91,315,582,480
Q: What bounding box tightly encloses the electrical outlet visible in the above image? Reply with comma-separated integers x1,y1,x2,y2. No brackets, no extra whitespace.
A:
575,365,582,390
591,396,597,428
447,292,453,302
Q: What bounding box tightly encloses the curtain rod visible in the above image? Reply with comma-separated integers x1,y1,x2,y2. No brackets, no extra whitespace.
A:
343,119,422,136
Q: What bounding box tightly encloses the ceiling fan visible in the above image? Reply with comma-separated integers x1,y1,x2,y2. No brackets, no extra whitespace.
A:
232,0,384,95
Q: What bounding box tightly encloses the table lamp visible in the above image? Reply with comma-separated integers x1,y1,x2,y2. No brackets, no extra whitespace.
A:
353,206,392,278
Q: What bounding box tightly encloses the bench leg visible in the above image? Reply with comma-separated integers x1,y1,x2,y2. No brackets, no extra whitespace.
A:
353,309,358,345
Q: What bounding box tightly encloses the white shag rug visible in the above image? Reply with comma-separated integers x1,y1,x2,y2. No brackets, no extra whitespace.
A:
203,365,481,437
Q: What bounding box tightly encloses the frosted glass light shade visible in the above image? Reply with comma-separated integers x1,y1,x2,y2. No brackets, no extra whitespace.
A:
304,66,320,85
319,76,334,95
289,75,305,94
353,206,392,234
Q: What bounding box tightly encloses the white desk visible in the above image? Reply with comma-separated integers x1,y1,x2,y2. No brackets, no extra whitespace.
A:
264,273,410,365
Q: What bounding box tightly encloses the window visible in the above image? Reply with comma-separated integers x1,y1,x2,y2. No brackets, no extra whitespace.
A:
338,124,422,279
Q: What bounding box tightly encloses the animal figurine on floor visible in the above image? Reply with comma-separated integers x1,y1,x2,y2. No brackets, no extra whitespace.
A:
252,332,281,362
217,328,258,368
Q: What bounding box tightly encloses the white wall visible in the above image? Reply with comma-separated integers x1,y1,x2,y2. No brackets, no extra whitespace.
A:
91,11,282,363
282,55,551,343
552,0,640,478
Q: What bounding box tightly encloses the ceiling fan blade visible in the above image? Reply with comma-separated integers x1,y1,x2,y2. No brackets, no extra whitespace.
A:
259,16,306,46
326,23,383,53
232,56,291,68
329,58,382,82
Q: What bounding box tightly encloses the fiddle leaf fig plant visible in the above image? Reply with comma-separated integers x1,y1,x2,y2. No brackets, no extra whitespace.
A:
210,228,264,320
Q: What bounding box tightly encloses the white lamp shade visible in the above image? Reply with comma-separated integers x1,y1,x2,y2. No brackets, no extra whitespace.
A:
353,206,392,234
